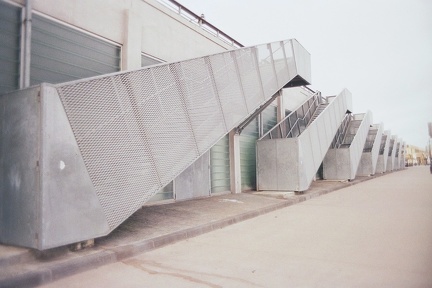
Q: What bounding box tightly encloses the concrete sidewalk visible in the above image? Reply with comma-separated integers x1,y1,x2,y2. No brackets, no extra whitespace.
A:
0,171,400,287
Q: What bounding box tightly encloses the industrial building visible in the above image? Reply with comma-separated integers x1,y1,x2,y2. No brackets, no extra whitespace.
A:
0,0,404,250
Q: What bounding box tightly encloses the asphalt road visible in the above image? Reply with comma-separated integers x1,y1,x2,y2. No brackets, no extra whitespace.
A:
42,166,432,288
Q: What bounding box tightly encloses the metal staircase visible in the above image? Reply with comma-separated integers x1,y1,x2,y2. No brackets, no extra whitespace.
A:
330,113,352,149
356,123,383,176
260,91,323,140
323,111,372,181
257,88,353,192
393,140,402,170
0,39,311,250
308,103,329,125
399,142,406,168
375,130,390,173
386,136,397,172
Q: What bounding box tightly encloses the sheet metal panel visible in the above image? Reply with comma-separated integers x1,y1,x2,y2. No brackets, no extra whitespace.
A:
240,117,259,190
257,89,351,191
30,14,120,85
349,112,371,178
0,87,41,248
299,91,350,188
210,134,230,193
375,130,390,173
324,112,371,180
256,140,278,191
357,123,383,176
1,39,311,249
175,152,210,201
0,1,21,94
40,86,109,249
386,135,397,172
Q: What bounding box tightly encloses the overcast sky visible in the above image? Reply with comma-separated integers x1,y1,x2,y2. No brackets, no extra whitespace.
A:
178,0,432,149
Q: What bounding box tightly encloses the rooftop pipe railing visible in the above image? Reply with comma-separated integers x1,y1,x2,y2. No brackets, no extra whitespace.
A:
155,0,243,48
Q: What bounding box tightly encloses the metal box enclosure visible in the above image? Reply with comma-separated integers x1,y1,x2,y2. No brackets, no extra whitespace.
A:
393,139,403,170
356,123,384,176
0,85,109,250
386,135,398,172
257,89,352,192
1,39,312,250
323,112,372,181
375,130,391,173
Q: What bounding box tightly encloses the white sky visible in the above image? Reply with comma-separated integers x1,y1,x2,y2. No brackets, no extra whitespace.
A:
178,0,432,149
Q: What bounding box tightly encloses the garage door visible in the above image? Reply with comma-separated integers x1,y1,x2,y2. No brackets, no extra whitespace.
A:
30,14,120,85
0,2,20,94
210,134,230,193
240,118,259,191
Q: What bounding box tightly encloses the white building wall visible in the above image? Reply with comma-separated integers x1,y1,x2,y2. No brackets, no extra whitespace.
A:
12,0,234,69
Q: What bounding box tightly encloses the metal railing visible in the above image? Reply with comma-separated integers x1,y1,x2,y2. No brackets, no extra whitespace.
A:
388,139,395,157
331,113,352,149
349,113,371,173
362,127,378,153
379,134,388,155
155,0,243,48
259,91,323,140
296,88,352,188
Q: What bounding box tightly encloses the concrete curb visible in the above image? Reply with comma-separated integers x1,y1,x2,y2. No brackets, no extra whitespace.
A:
0,170,401,287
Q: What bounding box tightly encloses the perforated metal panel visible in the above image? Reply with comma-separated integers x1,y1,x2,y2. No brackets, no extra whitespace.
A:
257,89,352,191
55,39,310,231
209,52,246,129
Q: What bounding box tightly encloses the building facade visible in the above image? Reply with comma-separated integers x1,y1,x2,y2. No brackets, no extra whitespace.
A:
0,0,405,250
1,0,289,205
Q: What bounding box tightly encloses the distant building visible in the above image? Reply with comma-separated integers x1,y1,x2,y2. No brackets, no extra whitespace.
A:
405,145,427,166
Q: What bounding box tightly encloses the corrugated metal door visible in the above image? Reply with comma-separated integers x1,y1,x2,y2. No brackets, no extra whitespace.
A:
240,118,259,191
0,2,20,94
30,14,120,85
240,104,277,191
210,134,230,193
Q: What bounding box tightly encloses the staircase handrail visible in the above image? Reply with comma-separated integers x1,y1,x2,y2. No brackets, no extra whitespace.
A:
259,91,323,140
285,94,323,138
333,114,352,149
155,0,243,48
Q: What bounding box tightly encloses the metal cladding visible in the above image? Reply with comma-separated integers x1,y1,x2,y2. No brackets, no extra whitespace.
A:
356,123,384,176
323,111,373,181
0,39,311,250
398,140,404,169
386,135,398,172
375,130,391,173
393,138,404,170
257,89,352,192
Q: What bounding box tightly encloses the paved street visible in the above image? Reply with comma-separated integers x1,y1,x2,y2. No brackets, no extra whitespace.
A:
42,166,432,288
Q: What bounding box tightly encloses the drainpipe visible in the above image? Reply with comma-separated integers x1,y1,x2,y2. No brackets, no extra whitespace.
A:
22,0,32,88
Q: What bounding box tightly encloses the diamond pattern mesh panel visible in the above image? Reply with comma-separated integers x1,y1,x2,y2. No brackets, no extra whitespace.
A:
56,40,302,231
234,48,264,113
256,44,278,99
